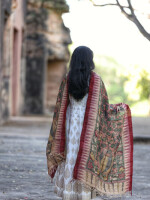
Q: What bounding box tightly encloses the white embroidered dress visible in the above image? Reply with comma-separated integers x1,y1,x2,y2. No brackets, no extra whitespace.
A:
54,91,92,200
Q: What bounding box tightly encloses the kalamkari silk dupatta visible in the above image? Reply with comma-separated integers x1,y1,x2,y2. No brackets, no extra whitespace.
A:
46,71,133,198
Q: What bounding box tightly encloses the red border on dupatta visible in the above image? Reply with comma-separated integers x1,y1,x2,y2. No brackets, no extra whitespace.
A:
59,75,69,153
127,105,133,194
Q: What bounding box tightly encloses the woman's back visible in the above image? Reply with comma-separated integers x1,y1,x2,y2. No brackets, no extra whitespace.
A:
54,92,91,199
46,46,133,199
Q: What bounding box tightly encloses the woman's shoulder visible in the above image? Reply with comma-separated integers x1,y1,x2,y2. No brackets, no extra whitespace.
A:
91,71,102,81
65,70,102,83
92,70,99,77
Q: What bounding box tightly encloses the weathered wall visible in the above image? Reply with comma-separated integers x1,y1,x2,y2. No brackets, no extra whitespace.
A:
24,2,48,114
0,0,26,124
10,0,26,116
0,0,71,124
0,0,12,124
24,0,71,114
0,0,3,124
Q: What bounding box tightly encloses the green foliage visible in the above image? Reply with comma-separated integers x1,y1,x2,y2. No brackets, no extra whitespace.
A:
137,70,150,100
122,66,150,116
94,55,128,104
67,47,150,116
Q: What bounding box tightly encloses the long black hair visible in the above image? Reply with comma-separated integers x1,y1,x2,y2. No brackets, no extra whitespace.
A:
68,46,95,101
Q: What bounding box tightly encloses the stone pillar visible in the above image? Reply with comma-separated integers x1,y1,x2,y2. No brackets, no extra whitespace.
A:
24,0,72,115
10,0,26,116
24,4,48,114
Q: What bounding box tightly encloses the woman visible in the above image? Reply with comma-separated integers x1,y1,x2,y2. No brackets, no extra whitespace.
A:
46,46,133,200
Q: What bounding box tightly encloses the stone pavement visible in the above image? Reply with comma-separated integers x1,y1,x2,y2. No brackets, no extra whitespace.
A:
132,117,150,143
0,117,150,200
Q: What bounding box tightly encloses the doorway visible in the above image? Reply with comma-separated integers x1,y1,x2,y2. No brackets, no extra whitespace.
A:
45,60,66,114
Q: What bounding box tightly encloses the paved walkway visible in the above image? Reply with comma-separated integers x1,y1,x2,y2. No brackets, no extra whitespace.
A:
0,117,150,200
132,117,150,142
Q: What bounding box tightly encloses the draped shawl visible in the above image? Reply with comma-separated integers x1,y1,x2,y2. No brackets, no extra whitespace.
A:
46,71,133,197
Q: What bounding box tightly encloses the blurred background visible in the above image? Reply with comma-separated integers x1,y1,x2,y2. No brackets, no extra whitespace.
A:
63,0,150,117
0,0,72,123
0,0,150,125
0,0,150,199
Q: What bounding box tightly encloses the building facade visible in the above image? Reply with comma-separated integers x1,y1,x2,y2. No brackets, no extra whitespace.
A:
0,0,71,124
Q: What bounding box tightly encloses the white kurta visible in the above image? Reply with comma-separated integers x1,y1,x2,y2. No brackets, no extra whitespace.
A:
54,92,92,200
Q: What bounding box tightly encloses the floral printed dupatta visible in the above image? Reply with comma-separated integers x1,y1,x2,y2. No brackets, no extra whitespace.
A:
46,71,133,197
